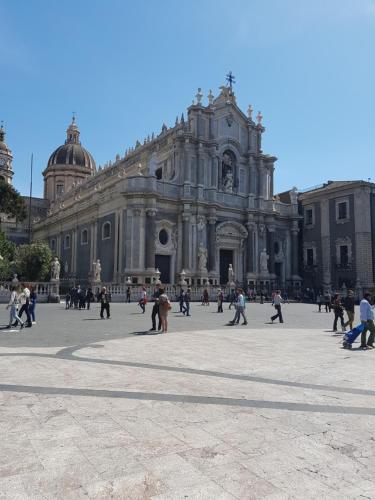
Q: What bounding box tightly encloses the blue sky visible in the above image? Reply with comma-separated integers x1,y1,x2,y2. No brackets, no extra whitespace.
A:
1,0,375,197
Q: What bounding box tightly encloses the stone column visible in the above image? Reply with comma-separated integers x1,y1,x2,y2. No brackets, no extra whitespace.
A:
268,226,275,275
245,222,255,273
182,213,190,270
291,225,299,276
207,217,217,272
145,209,157,269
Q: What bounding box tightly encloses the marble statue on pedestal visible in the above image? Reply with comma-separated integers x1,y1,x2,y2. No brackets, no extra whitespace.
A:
51,257,60,280
92,259,102,282
197,245,208,273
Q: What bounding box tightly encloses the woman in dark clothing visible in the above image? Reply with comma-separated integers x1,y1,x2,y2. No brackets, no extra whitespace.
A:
332,294,345,332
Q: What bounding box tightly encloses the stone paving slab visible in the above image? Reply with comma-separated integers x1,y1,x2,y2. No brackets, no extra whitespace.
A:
0,303,374,499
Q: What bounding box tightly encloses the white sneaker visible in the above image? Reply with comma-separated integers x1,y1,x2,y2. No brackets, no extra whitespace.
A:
32,321,36,324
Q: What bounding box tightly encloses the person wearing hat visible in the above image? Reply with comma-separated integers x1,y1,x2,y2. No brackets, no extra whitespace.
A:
98,286,110,319
343,290,355,331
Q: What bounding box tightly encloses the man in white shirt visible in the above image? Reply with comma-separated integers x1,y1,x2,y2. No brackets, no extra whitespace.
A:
359,292,375,350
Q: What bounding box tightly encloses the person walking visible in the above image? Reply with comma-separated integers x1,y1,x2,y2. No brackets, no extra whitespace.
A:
343,290,355,331
98,286,110,319
324,291,331,312
29,286,37,324
138,287,147,313
202,288,209,306
183,288,191,316
271,290,284,324
86,288,94,310
179,288,184,312
317,292,323,312
150,284,162,332
158,287,171,333
332,293,345,332
6,286,24,330
217,289,224,313
18,284,32,328
359,292,375,350
126,286,131,303
229,288,248,325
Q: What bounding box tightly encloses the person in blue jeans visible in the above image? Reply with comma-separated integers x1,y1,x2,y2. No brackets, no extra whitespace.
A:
29,286,37,323
229,288,248,325
182,288,191,316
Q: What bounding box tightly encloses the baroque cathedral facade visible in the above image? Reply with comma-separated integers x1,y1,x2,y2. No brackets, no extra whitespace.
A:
31,84,302,291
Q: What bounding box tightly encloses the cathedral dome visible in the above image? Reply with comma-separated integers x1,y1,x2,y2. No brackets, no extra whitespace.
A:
46,117,96,172
47,142,96,170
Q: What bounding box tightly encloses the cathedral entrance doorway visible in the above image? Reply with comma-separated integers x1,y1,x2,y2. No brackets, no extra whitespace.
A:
220,249,233,285
155,255,171,284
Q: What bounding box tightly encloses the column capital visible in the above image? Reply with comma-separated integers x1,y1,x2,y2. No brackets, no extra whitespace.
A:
245,221,256,231
267,225,276,233
208,217,217,225
145,208,157,217
182,213,191,222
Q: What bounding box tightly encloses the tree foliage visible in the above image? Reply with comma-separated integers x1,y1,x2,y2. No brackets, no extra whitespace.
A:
14,242,52,281
0,230,16,261
0,180,27,226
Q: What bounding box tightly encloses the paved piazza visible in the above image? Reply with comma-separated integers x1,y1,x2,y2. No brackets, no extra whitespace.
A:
0,302,374,499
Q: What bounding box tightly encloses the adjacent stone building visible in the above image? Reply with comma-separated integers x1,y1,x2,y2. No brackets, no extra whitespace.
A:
0,124,48,244
33,84,302,292
299,180,375,293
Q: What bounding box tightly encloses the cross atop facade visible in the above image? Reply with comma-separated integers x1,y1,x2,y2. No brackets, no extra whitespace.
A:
226,71,236,89
72,111,76,123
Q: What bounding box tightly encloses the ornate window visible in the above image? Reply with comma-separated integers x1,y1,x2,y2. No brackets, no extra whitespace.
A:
336,198,349,223
155,167,162,180
304,206,314,226
159,229,169,245
56,183,64,197
303,242,317,267
81,229,88,245
335,237,352,266
102,221,111,240
64,234,70,249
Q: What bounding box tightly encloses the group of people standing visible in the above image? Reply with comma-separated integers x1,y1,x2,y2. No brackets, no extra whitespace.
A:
5,283,37,330
327,289,375,350
65,286,95,310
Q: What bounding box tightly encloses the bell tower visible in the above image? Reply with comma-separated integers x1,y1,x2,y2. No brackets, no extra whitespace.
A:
0,123,14,184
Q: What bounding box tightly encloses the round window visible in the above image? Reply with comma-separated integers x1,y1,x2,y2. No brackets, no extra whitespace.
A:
159,229,169,245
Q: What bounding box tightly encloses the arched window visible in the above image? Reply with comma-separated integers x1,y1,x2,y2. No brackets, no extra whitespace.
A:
81,229,88,245
155,167,162,180
64,234,70,249
102,221,111,240
50,238,56,252
56,183,64,197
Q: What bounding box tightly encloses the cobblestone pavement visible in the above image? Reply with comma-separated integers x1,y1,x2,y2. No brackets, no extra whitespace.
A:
0,302,374,499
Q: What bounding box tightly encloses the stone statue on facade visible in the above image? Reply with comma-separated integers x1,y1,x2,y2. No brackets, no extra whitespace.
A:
197,245,208,273
92,259,102,282
289,186,298,205
228,264,235,285
222,152,234,193
51,257,61,281
260,248,269,274
223,171,234,193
